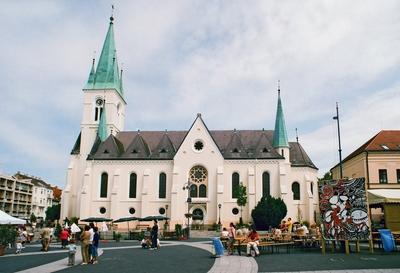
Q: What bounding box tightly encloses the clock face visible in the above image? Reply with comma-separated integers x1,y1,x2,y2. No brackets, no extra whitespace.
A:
96,98,103,106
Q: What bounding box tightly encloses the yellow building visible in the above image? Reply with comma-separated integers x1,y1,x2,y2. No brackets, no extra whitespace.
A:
330,130,400,230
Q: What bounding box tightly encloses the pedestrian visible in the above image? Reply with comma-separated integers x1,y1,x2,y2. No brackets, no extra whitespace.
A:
91,227,100,264
68,239,77,266
60,228,69,249
88,222,95,262
80,225,90,265
227,222,236,255
15,239,23,254
246,226,260,257
41,227,51,252
150,220,158,250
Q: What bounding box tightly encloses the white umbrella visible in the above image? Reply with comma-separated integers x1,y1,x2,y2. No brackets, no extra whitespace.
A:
70,223,81,233
101,221,108,232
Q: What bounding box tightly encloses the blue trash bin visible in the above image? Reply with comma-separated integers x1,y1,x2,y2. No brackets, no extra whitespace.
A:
378,229,395,252
212,237,224,257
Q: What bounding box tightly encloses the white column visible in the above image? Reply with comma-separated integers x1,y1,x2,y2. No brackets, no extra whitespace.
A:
248,166,256,222
110,168,120,219
79,168,91,219
140,169,151,217
170,166,180,226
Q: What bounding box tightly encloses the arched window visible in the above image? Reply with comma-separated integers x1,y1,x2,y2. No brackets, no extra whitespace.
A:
232,172,240,198
100,172,108,198
190,184,198,198
129,173,137,198
262,171,270,197
199,184,207,197
310,182,314,195
292,182,300,200
159,173,166,199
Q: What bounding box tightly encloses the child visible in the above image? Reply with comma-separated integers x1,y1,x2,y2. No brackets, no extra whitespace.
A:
68,240,77,266
141,238,148,248
15,240,23,254
91,227,99,264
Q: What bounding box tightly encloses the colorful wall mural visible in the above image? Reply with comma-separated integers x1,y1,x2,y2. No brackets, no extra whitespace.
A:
318,178,370,240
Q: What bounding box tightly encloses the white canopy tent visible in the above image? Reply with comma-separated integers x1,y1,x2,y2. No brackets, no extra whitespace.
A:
368,189,400,205
0,210,26,225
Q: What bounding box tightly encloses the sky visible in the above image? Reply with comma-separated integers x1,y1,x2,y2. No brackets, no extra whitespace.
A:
1,0,399,188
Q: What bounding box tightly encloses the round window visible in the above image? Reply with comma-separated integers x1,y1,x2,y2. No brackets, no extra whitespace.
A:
159,208,166,215
232,208,239,215
100,207,106,214
129,207,136,215
194,141,204,151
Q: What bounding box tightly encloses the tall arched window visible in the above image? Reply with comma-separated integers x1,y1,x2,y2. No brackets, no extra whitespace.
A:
310,182,314,195
199,184,207,197
190,184,198,198
232,172,240,198
159,173,166,199
129,173,137,198
100,172,108,198
292,182,300,200
262,171,270,197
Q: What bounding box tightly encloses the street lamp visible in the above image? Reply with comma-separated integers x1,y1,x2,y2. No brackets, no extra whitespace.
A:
333,102,343,179
182,180,192,239
218,204,222,225
165,204,169,229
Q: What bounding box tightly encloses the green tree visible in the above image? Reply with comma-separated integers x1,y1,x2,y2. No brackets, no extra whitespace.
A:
30,213,37,223
319,172,332,181
45,204,61,222
0,225,18,247
251,195,287,230
236,183,247,225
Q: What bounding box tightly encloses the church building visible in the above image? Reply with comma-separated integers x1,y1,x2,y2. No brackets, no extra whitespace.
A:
61,16,319,229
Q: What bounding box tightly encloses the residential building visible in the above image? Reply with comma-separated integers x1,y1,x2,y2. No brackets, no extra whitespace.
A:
61,16,319,229
14,173,54,221
0,174,33,219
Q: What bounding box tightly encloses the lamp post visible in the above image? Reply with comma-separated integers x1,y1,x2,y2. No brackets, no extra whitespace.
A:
165,204,169,229
182,180,192,239
333,102,343,179
218,203,222,226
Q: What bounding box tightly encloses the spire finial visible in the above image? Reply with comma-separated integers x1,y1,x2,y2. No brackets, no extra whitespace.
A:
110,4,115,22
278,80,281,96
295,128,299,143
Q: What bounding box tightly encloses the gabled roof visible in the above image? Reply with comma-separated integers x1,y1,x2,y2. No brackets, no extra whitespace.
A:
86,129,317,168
70,132,81,155
331,130,400,171
121,133,151,159
89,134,124,159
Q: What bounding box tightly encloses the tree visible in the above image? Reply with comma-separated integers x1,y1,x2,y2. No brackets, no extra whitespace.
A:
319,172,332,181
30,213,37,223
236,183,247,225
251,195,287,230
45,204,61,222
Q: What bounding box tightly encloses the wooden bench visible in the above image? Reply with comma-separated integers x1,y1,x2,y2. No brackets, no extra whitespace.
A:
231,235,294,255
136,224,150,231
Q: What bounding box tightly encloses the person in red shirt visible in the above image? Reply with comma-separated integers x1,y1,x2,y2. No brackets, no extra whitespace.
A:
246,226,260,257
60,228,70,249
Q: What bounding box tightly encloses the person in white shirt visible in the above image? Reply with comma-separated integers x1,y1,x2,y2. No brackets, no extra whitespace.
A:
88,222,95,263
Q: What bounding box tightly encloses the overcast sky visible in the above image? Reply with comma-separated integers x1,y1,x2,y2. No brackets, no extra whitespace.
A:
1,1,399,188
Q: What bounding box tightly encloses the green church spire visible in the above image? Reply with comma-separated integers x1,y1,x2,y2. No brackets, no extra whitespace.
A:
84,16,123,97
273,84,289,148
98,104,108,142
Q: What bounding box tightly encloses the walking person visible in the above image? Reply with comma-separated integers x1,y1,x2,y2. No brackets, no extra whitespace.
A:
60,228,69,249
150,220,158,250
41,227,51,252
227,222,236,255
80,225,91,265
88,222,95,263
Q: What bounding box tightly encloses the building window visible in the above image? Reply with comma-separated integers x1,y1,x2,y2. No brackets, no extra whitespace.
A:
129,173,137,198
159,173,166,199
311,182,314,195
379,169,388,183
190,184,198,198
397,169,400,183
129,207,135,215
292,182,300,200
159,207,166,215
232,172,240,198
194,140,204,151
262,171,270,197
99,207,106,214
232,208,239,215
100,172,108,198
199,184,207,197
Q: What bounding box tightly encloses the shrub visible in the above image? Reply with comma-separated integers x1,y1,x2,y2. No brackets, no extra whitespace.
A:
251,196,287,230
0,225,18,247
175,224,182,238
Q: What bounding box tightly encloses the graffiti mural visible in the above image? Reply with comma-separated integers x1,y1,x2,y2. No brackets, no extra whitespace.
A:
318,178,370,240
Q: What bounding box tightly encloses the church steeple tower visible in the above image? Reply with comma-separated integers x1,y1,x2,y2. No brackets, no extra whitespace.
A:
273,82,289,159
84,15,123,97
98,103,108,141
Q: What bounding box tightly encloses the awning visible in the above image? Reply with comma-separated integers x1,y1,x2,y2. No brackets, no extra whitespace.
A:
368,189,400,205
0,210,26,225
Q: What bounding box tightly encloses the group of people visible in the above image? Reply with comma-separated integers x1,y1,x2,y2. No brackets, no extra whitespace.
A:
222,222,261,257
140,220,160,250
79,223,100,265
15,227,28,254
279,218,309,234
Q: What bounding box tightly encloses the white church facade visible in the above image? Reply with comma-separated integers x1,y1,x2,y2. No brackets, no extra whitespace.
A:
61,16,319,229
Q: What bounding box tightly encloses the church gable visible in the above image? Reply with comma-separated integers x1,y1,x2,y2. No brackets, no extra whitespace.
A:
121,133,151,159
222,130,248,158
253,131,278,158
91,134,124,159
151,133,176,159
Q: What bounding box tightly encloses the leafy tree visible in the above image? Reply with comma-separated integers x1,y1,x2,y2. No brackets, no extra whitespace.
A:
45,204,61,222
236,183,247,225
30,213,37,223
0,225,18,247
251,195,287,230
319,172,332,181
